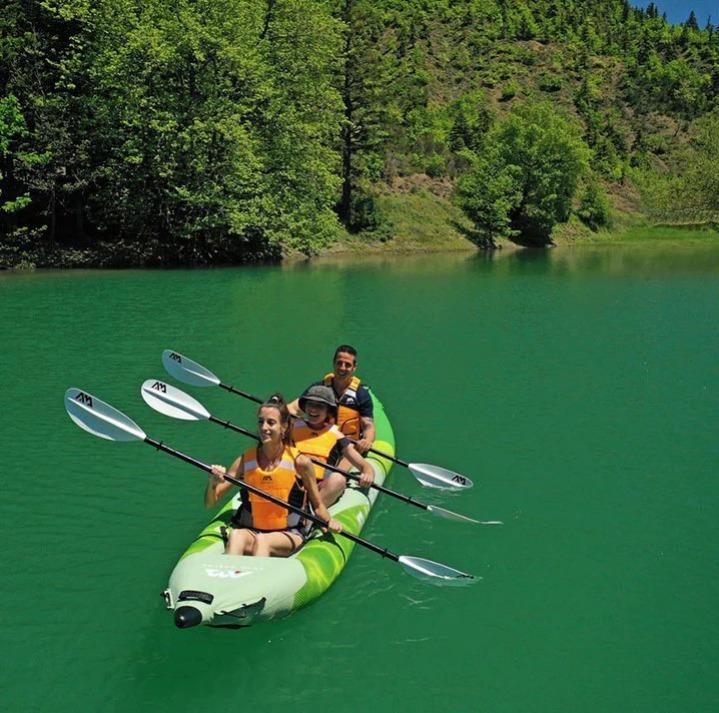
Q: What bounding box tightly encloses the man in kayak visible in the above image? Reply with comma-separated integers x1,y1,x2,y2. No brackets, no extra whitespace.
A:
292,384,374,507
289,344,376,454
207,394,341,557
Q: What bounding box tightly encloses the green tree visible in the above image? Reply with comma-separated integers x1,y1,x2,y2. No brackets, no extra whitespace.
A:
83,0,343,262
0,94,30,214
456,101,589,246
337,1,399,231
1,0,91,253
682,109,719,218
577,179,610,230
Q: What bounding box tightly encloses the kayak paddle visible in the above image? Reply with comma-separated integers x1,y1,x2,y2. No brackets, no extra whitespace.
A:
141,379,499,525
64,388,476,586
162,349,474,490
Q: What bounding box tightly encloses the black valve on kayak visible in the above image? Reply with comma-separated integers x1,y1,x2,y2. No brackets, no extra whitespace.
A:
174,605,202,629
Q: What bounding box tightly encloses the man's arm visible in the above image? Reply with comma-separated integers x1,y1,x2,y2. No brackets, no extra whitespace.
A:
354,386,375,452
354,416,375,454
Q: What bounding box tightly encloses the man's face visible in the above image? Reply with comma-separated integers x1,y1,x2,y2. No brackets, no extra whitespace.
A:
334,351,357,379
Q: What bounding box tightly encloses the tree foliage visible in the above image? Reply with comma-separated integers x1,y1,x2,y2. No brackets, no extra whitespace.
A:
577,179,610,230
1,0,343,265
2,0,719,266
456,102,589,246
636,108,719,222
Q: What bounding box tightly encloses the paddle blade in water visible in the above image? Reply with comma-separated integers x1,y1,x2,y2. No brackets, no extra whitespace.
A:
398,556,476,587
409,463,474,490
64,388,146,442
162,350,220,387
141,379,210,421
425,504,500,525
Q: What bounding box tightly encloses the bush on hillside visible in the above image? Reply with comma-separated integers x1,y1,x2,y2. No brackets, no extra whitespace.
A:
577,180,610,230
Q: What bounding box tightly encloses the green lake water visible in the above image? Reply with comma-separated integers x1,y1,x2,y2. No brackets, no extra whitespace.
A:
1,244,718,712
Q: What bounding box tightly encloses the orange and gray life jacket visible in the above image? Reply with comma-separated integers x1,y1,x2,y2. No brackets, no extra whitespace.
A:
291,419,346,480
323,372,362,439
232,445,306,531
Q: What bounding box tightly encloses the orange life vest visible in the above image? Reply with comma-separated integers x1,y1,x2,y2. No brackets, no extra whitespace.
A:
233,445,306,531
323,372,362,439
291,420,345,480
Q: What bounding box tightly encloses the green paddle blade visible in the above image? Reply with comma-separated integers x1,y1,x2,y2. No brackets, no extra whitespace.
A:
141,379,210,421
409,463,474,490
398,556,476,586
162,349,220,388
64,388,146,442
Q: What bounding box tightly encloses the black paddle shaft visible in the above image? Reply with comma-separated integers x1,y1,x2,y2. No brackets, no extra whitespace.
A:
219,383,263,404
209,415,259,440
142,436,400,563
203,375,408,467
207,415,432,514
348,439,410,467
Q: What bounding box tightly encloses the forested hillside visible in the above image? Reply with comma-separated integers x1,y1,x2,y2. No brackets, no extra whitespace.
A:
2,0,718,267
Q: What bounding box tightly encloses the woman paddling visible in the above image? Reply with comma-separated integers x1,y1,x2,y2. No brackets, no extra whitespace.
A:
207,394,341,557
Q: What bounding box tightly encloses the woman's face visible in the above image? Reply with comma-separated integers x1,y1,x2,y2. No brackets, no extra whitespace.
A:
257,406,285,444
304,400,328,426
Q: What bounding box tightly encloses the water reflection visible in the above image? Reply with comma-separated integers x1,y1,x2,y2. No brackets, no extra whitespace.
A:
285,243,719,277
542,243,719,276
1,243,717,284
283,249,476,273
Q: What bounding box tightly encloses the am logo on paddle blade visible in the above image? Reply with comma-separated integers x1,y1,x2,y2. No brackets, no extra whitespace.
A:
452,475,467,485
75,392,93,407
169,352,182,362
151,381,167,393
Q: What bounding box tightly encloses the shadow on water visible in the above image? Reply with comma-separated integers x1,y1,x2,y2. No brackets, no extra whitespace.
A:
282,250,476,273
472,246,551,271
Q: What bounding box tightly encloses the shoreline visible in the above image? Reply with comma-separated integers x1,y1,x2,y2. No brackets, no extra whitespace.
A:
3,219,718,272
4,232,719,275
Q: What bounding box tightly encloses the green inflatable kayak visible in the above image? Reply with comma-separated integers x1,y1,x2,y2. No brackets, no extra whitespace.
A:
162,391,395,628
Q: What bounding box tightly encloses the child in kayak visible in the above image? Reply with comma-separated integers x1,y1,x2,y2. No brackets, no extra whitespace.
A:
292,384,374,507
289,344,376,454
207,394,341,557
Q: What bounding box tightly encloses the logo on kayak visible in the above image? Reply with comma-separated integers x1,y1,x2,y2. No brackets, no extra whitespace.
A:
75,392,93,407
151,381,167,393
262,475,272,482
205,568,251,579
169,352,182,363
